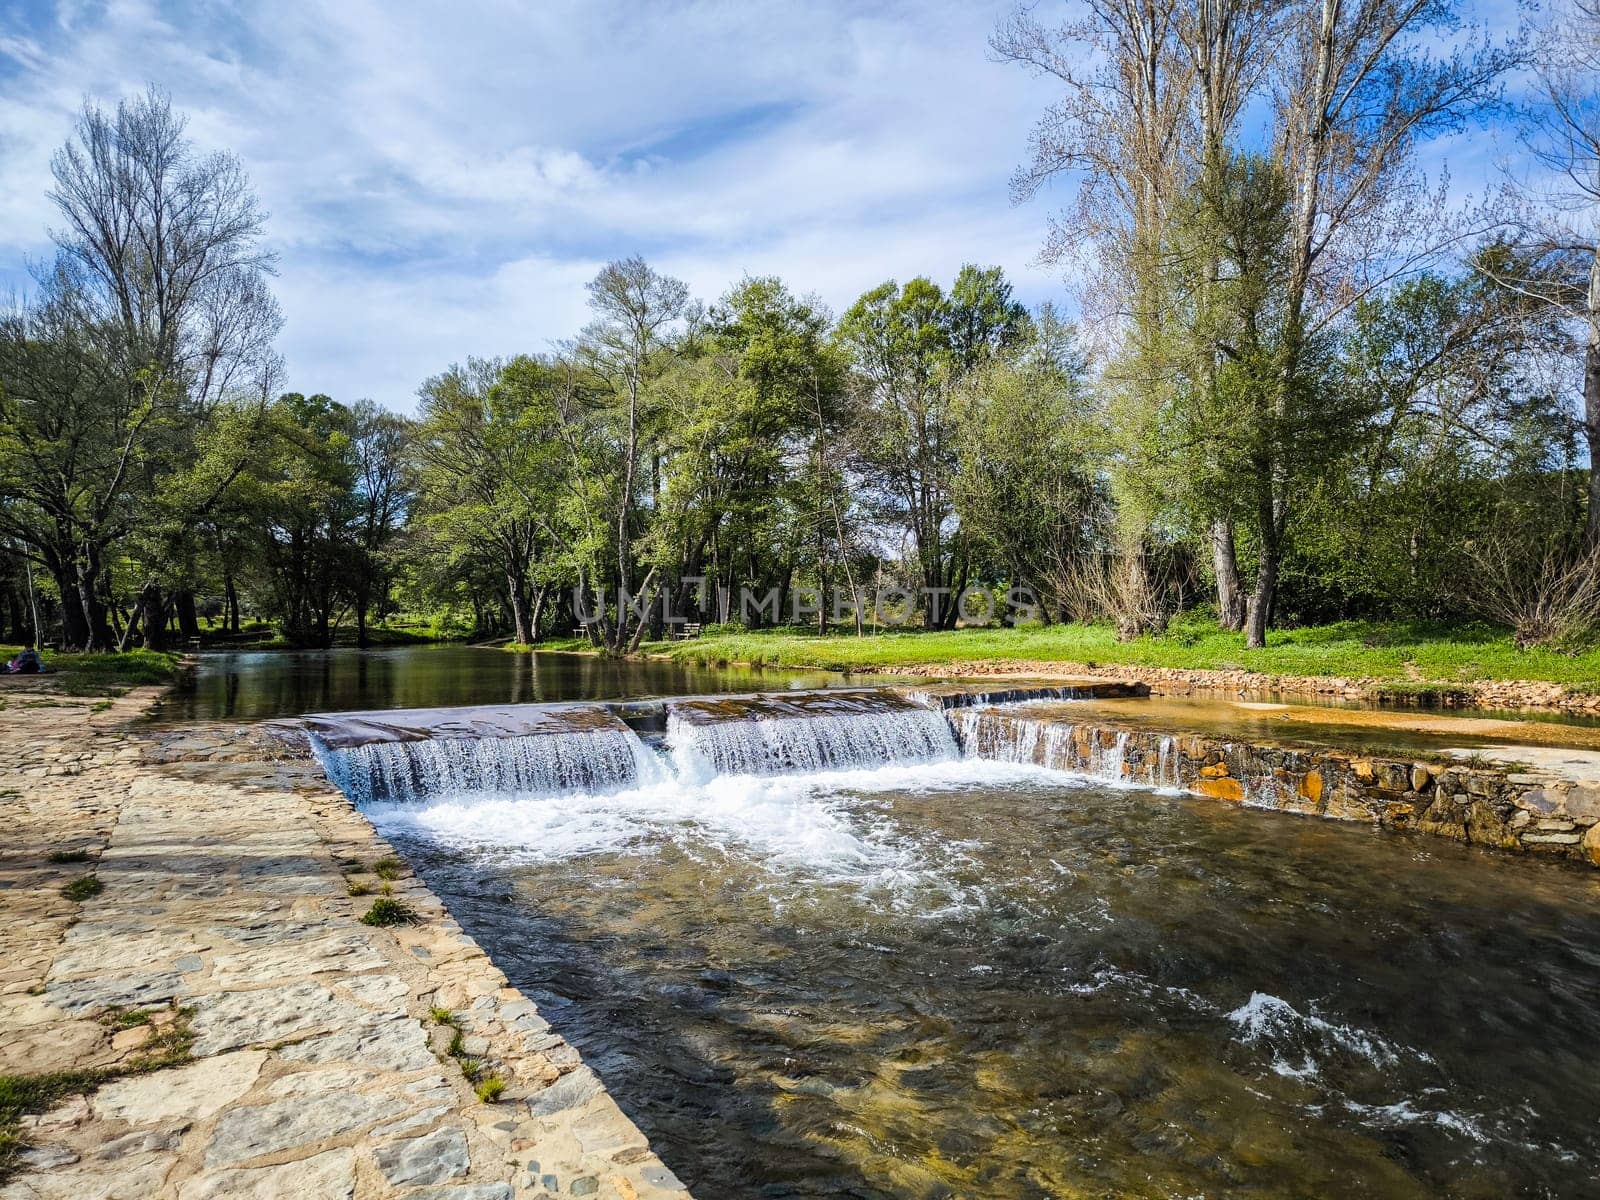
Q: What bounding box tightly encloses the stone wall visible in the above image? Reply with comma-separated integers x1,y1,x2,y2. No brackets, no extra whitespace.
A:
955,709,1600,869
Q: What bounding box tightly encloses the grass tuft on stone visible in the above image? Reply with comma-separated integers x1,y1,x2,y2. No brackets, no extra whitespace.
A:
474,1075,505,1103
0,1003,193,1183
457,1057,483,1082
45,848,93,864
127,1007,196,1071
61,875,102,902
0,1069,115,1182
372,856,404,881
97,1006,152,1030
429,1006,458,1026
358,896,418,927
346,879,372,897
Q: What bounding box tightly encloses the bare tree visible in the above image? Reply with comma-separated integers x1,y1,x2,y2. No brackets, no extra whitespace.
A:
995,0,1282,635
1485,0,1600,545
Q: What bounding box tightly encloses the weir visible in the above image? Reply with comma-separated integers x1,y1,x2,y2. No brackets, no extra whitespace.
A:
304,688,968,802
666,690,957,777
300,686,1600,870
306,703,657,803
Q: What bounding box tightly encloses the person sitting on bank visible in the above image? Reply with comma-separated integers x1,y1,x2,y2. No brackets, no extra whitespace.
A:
5,644,43,674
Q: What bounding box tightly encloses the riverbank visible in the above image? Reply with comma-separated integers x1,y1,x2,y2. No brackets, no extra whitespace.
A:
0,681,687,1199
606,620,1600,714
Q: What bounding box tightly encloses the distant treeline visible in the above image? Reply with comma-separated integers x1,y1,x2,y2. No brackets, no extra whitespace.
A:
3,0,1598,654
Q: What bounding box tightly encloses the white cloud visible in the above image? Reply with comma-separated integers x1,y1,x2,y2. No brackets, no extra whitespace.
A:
0,0,1523,407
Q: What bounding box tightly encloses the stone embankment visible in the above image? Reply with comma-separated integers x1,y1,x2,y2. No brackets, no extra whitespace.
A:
0,683,689,1200
958,706,1600,868
880,659,1600,715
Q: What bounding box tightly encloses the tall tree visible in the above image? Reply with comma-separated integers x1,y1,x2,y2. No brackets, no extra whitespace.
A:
994,0,1195,636
1487,0,1600,545
577,258,689,651
0,88,280,649
1237,0,1515,645
349,401,414,646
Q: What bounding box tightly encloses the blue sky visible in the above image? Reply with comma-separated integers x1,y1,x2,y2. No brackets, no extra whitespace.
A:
0,0,1525,411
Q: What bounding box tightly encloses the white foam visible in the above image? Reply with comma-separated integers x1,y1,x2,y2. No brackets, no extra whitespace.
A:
1228,991,1403,1072
366,757,1072,886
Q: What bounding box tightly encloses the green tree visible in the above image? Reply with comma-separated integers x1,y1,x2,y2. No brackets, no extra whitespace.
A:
838,266,1027,627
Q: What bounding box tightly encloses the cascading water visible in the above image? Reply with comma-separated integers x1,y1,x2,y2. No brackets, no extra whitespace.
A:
311,727,659,804
953,708,1143,786
1156,735,1181,791
667,699,957,779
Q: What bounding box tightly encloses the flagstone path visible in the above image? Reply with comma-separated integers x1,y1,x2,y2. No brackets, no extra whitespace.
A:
0,682,689,1200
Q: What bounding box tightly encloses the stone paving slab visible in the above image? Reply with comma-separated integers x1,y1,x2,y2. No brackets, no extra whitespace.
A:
0,684,691,1200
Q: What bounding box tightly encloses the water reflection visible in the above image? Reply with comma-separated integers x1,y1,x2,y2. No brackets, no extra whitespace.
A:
145,645,846,723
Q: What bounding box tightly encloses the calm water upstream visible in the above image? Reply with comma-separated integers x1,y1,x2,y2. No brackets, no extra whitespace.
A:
146,645,846,723
366,760,1600,1199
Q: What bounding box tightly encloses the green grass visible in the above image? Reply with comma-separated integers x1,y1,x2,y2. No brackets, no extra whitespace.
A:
61,876,103,902
358,897,419,927
45,848,93,864
371,856,404,881
0,1068,113,1180
624,616,1600,689
474,1075,506,1103
0,646,179,696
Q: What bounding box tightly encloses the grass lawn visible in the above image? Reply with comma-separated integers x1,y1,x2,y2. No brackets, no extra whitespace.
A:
611,617,1600,691
0,646,180,695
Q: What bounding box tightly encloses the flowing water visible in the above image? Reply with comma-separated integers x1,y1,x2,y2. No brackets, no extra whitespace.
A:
317,697,1600,1199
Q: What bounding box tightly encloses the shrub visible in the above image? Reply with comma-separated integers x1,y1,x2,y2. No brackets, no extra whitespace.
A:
1470,538,1600,651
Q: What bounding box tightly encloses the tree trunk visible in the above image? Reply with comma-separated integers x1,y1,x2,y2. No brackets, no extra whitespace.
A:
175,591,201,640
225,576,241,633
53,565,89,650
506,573,533,645
1245,535,1279,650
140,585,168,652
530,585,548,643
1212,519,1247,630
1585,338,1599,549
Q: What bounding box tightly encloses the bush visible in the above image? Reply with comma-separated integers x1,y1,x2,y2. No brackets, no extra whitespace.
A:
1471,538,1600,651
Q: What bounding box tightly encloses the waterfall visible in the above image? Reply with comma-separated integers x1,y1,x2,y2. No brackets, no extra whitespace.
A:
667,699,958,778
312,727,659,804
1156,735,1181,790
953,709,1141,785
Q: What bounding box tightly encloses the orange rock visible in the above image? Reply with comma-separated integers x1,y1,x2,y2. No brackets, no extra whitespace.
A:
1584,822,1600,868
1196,777,1245,803
1199,763,1230,779
1297,770,1324,804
